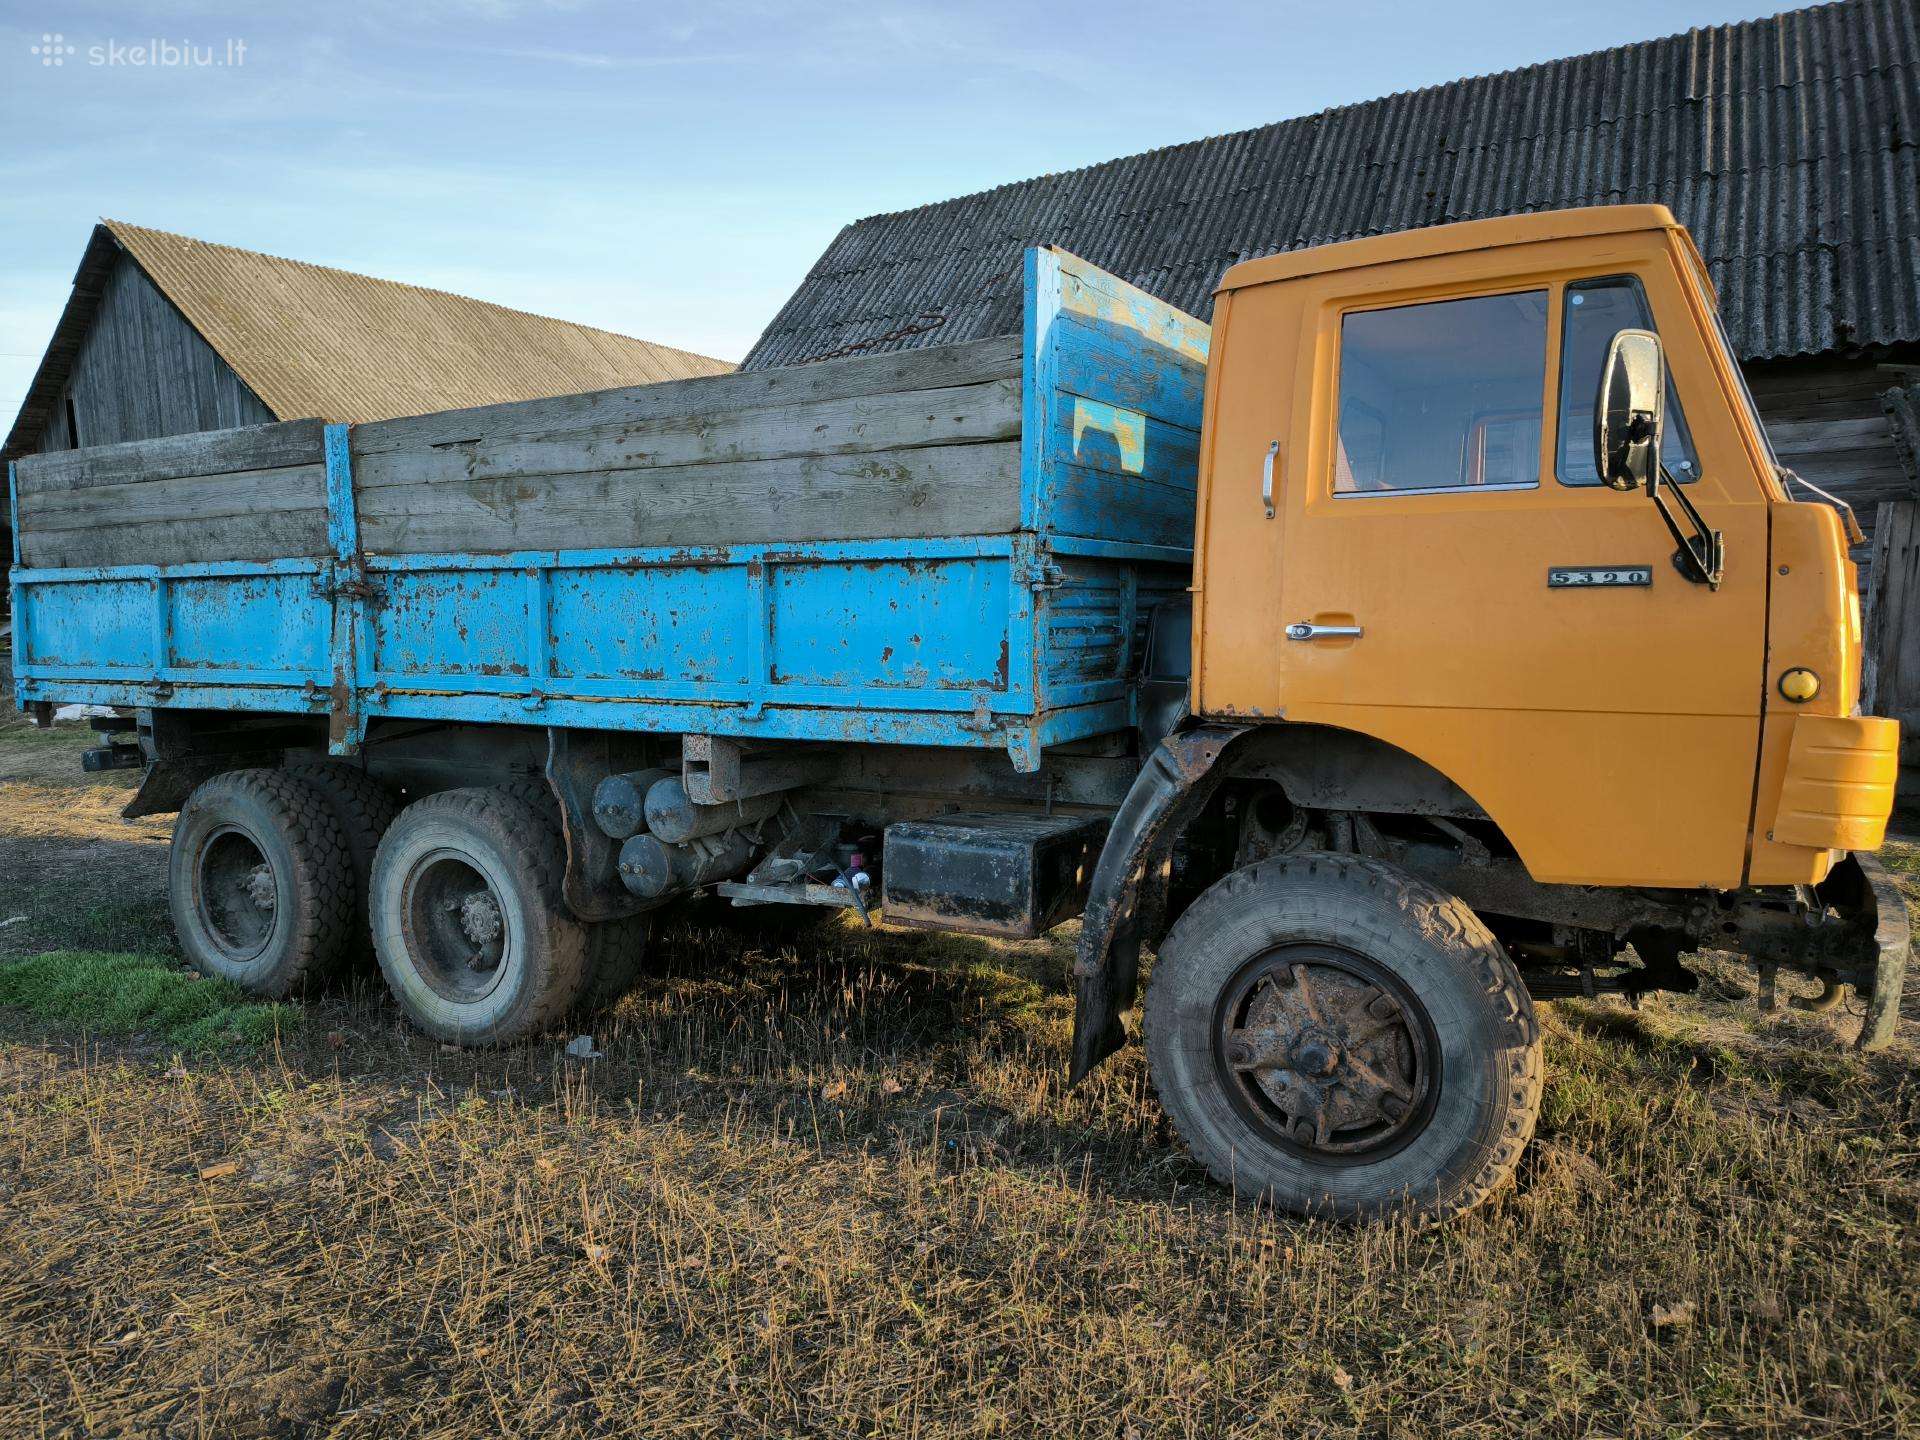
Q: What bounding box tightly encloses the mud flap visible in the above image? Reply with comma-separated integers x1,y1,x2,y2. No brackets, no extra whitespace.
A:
1840,852,1910,1052
122,758,232,819
1070,724,1248,1084
545,728,656,923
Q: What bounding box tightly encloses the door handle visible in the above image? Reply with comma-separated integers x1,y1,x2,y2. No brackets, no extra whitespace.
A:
1286,622,1363,641
1261,441,1279,519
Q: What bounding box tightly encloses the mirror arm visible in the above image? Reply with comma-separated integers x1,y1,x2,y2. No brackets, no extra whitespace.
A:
1648,466,1724,590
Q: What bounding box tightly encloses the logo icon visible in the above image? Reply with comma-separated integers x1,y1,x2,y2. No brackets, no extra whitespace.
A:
30,32,77,66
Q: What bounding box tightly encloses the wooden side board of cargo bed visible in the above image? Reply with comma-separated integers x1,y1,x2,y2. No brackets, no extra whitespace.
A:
13,420,331,570
12,335,1025,569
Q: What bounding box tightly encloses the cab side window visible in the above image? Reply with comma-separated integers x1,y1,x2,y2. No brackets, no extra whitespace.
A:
1556,276,1699,485
1335,290,1548,494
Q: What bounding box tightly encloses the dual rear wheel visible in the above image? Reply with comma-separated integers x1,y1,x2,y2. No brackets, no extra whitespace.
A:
169,771,650,1042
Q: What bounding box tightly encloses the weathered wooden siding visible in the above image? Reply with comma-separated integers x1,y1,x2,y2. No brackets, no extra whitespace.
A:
35,253,274,454
1746,355,1920,576
1865,498,1920,793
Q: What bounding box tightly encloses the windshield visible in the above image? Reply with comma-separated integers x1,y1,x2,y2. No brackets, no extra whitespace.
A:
1679,240,1784,489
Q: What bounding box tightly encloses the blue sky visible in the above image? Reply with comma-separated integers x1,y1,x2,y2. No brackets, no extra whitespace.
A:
2,0,1788,424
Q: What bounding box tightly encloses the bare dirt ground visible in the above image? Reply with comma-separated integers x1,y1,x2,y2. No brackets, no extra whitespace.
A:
0,678,1916,1438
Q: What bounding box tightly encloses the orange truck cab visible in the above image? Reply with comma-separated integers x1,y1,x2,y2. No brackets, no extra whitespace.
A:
1194,205,1894,891
1073,206,1905,1219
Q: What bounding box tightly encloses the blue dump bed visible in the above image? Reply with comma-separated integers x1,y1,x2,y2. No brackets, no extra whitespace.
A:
8,248,1208,771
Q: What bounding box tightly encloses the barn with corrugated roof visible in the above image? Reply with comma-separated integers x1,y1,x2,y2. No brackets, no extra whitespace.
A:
745,0,1919,540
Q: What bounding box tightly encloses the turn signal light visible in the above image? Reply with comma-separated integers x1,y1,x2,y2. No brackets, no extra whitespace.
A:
1778,668,1820,702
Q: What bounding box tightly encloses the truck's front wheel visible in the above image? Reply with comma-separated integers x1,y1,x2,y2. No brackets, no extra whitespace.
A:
370,788,588,1045
1144,854,1541,1224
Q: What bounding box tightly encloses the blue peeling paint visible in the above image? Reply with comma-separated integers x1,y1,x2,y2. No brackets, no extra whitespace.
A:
11,249,1208,773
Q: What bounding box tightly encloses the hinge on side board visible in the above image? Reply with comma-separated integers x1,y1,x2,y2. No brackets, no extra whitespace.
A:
311,567,382,604
1019,559,1068,591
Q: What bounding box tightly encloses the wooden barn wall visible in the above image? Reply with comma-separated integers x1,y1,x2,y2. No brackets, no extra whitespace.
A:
1744,352,1920,580
36,253,274,454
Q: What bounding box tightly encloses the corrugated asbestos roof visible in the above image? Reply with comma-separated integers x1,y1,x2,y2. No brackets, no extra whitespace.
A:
5,222,733,460
742,0,1920,371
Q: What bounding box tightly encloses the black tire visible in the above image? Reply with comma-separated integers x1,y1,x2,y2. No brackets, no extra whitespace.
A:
578,915,653,1012
281,759,399,964
497,777,561,824
497,775,659,1010
168,768,355,996
369,788,588,1045
1144,853,1542,1225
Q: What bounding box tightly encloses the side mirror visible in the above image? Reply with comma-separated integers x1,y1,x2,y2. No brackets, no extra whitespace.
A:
1593,328,1665,493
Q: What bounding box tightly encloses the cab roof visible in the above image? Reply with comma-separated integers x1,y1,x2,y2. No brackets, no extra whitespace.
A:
1217,205,1681,294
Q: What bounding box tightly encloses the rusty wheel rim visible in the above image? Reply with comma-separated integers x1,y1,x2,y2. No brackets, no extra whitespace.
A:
401,848,512,1003
1212,944,1438,1163
194,824,277,963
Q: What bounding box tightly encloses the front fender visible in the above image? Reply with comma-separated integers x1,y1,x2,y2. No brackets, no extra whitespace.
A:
1070,724,1249,1083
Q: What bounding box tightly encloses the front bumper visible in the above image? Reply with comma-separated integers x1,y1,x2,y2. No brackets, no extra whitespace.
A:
1828,851,1911,1051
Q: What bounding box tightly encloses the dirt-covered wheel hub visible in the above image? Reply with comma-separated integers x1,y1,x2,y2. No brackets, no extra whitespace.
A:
1213,944,1438,1160
456,890,504,949
401,849,512,999
193,825,279,961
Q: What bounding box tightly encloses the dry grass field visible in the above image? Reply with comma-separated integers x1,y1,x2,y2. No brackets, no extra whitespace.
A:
1,682,1916,1438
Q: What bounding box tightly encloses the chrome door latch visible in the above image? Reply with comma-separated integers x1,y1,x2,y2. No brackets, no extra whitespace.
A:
1286,622,1363,641
1261,441,1279,520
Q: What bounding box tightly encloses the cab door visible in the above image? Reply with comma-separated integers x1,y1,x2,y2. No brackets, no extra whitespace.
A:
1261,235,1772,888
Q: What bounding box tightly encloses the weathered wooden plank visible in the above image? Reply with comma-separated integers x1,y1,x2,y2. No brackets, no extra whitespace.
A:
351,378,1019,492
357,442,1024,554
20,508,331,569
1048,463,1195,549
1865,501,1920,754
1762,416,1900,451
21,464,327,533
16,418,324,495
1886,384,1920,487
351,336,1023,455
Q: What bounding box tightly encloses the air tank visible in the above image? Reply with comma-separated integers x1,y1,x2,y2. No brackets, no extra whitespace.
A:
643,775,783,844
616,828,759,900
591,767,675,839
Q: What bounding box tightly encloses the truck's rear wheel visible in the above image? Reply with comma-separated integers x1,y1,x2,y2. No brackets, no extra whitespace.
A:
169,768,355,996
1144,853,1541,1224
281,759,398,965
489,778,652,1012
370,788,588,1045
578,915,652,1012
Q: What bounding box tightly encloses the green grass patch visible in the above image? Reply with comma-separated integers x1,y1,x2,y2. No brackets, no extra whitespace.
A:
1878,838,1920,875
0,951,294,1051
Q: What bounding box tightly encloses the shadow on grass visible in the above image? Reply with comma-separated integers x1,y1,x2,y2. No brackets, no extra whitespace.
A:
1545,985,1904,1136
2,890,178,961
1549,1000,1726,1081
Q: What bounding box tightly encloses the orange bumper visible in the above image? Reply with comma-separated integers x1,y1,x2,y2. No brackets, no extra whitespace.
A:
1768,715,1900,853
